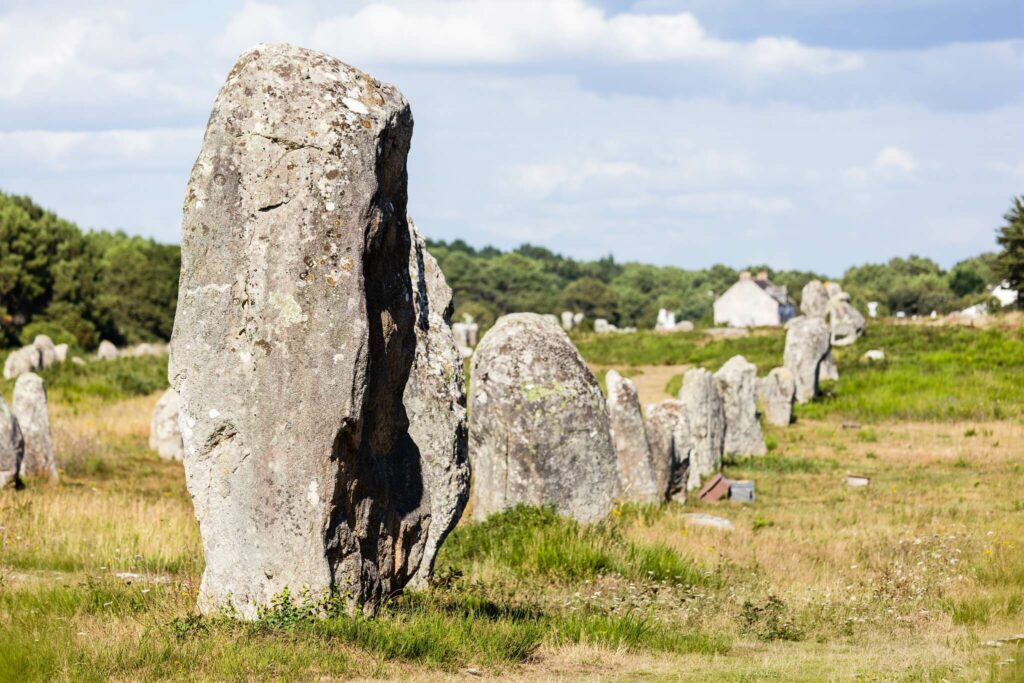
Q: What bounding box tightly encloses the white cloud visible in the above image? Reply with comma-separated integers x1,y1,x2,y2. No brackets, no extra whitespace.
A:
293,0,863,73
874,146,917,172
0,128,203,172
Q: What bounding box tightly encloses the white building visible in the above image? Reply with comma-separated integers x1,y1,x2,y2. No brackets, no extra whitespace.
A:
713,271,796,328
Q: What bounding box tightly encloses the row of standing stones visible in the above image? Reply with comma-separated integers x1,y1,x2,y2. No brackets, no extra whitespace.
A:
147,43,840,619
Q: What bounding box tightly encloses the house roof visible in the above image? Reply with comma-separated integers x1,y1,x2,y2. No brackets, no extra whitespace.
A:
754,278,795,307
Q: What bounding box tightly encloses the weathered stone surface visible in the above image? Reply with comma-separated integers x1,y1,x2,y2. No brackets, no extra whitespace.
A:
404,221,469,589
863,349,885,362
149,388,184,461
678,368,725,491
97,340,118,360
800,280,829,317
820,349,839,381
170,44,426,618
783,316,831,404
757,367,795,426
12,373,57,481
0,396,25,488
645,400,690,503
606,370,659,503
827,294,866,347
3,346,39,379
469,313,616,523
714,356,766,456
33,335,58,368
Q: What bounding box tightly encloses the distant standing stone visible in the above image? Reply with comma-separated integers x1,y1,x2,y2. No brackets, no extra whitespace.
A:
54,343,69,364
0,396,25,488
606,370,659,503
714,355,766,456
645,399,690,503
97,340,118,360
757,367,796,426
800,280,829,318
12,373,57,481
3,347,39,379
149,388,184,461
784,316,831,404
678,368,725,491
170,44,427,618
33,335,58,368
469,313,617,523
404,221,470,589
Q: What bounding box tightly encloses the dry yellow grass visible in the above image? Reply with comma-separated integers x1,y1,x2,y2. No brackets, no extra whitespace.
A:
2,390,1023,681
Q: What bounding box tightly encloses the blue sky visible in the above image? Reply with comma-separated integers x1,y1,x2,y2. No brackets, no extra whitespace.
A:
0,0,1021,275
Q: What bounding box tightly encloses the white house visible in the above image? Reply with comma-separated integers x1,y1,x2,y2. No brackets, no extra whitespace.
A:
713,271,797,328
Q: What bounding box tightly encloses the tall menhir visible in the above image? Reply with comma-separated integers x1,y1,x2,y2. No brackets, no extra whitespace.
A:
170,43,446,618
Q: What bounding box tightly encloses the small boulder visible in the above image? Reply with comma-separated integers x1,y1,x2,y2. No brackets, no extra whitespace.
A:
783,316,831,404
97,340,118,360
757,367,796,427
863,349,885,362
606,370,659,503
12,373,57,481
714,356,766,456
469,313,617,523
0,396,25,489
149,388,184,461
678,368,725,491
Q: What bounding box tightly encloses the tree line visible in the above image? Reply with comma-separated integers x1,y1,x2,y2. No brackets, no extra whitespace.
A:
0,192,179,349
2,191,1020,348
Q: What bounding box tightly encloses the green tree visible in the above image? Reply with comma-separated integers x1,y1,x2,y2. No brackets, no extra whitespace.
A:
560,277,617,321
995,195,1024,304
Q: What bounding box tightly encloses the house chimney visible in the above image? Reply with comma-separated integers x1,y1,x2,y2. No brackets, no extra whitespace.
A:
739,271,752,280
755,271,768,282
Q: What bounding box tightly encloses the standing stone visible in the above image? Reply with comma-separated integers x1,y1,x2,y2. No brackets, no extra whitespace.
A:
3,347,39,379
469,313,616,523
714,355,766,456
645,400,690,503
149,388,184,461
0,397,25,489
800,280,829,318
784,316,832,404
820,349,839,381
12,373,57,481
827,294,866,347
606,370,659,503
170,44,427,618
54,343,69,364
757,367,795,427
678,368,725,491
97,340,118,360
561,311,575,331
33,335,58,368
404,221,469,589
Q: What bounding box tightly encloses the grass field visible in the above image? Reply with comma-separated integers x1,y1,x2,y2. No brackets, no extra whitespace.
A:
2,324,1023,681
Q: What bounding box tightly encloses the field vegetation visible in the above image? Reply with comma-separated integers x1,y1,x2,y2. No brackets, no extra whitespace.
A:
2,323,1023,681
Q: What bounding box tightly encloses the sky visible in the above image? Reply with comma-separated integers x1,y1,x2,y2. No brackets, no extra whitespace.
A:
0,0,1021,275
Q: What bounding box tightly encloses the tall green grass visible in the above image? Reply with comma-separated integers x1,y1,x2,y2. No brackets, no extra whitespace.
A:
437,505,714,586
